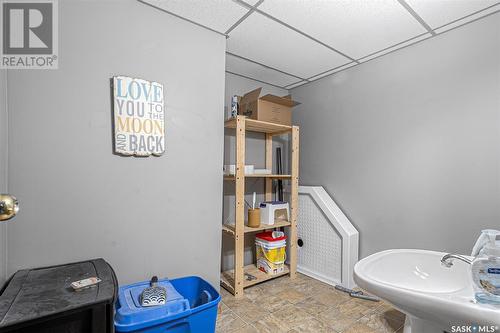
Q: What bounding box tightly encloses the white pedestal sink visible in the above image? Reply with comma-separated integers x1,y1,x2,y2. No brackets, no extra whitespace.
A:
354,249,500,333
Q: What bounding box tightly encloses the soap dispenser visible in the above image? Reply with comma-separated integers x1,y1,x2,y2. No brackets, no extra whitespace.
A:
471,229,500,304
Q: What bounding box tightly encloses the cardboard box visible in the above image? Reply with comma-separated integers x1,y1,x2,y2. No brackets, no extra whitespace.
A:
238,88,300,125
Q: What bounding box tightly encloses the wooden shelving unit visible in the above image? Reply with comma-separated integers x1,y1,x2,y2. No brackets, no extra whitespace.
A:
221,115,299,298
223,174,292,180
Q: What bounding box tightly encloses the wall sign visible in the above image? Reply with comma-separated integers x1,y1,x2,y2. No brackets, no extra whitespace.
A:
112,76,165,156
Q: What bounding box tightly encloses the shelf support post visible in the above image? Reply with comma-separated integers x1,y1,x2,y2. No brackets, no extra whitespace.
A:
289,126,300,279
265,133,273,201
234,116,245,297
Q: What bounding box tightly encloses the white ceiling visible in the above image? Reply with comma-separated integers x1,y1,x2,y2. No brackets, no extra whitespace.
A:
257,0,427,59
227,11,351,78
144,0,248,32
142,0,500,89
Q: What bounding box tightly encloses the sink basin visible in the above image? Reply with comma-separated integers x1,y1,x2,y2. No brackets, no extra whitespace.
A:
360,249,469,293
354,249,500,333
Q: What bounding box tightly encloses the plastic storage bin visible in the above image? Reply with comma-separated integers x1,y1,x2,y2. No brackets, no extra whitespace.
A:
255,231,287,275
114,276,220,333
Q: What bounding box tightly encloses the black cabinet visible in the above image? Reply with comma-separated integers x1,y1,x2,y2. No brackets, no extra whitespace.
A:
0,258,117,333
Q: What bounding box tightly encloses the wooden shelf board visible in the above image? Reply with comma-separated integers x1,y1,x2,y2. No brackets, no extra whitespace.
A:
221,264,290,292
224,174,291,180
225,118,292,134
222,224,234,235
222,220,291,235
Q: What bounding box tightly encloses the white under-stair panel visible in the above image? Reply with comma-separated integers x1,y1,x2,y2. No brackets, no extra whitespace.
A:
298,194,342,284
297,186,359,289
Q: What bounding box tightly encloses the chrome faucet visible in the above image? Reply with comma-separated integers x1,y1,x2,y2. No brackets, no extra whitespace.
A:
441,253,473,267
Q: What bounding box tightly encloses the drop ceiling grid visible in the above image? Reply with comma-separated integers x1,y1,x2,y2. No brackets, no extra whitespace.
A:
307,62,358,82
256,0,428,59
140,0,500,90
357,32,432,62
405,0,500,29
250,1,499,89
226,70,287,90
286,81,307,89
359,33,432,63
239,0,261,6
226,53,299,87
434,3,500,33
226,11,352,79
287,10,499,90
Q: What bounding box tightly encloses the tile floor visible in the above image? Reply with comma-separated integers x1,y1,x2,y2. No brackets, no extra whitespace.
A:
217,273,406,333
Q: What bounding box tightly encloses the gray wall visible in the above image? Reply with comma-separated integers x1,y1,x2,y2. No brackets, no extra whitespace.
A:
0,71,7,284
291,14,500,258
222,72,290,270
5,0,225,287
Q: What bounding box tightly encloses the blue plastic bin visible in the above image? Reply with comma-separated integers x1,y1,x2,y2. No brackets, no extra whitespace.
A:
114,276,220,333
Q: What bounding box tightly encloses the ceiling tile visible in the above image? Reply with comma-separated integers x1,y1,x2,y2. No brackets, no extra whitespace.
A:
227,12,351,78
434,4,500,33
358,33,432,62
406,0,500,29
257,0,427,59
226,53,299,87
144,0,249,33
